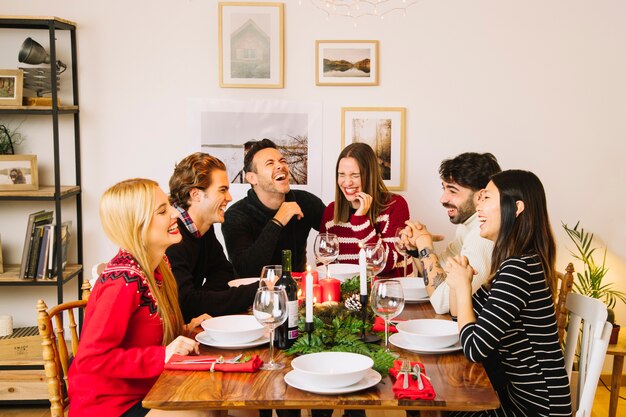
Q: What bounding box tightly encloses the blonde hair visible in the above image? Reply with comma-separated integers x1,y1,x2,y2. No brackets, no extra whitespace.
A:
99,178,184,344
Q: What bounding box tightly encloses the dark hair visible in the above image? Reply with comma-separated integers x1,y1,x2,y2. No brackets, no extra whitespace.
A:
334,142,392,225
169,152,226,210
439,152,501,191
489,169,557,296
243,139,278,173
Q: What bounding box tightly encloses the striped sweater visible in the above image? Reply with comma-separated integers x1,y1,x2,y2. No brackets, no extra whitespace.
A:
453,255,572,417
319,194,411,277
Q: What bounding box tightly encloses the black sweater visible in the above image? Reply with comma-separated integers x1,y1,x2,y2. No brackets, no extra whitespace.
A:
222,188,325,277
166,219,258,322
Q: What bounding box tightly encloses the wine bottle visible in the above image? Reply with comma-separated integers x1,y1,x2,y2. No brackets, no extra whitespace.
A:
274,249,299,349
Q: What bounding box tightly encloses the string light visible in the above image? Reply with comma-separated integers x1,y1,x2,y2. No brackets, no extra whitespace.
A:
306,0,420,20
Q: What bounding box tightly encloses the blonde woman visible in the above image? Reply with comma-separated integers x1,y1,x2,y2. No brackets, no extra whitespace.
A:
68,179,210,417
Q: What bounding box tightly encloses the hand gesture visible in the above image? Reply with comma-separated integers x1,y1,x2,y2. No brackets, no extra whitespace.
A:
274,201,304,226
403,220,445,251
165,335,200,363
444,255,475,291
354,192,373,216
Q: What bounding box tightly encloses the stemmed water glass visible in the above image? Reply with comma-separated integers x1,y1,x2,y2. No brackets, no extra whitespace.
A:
364,243,385,284
370,279,405,352
394,227,410,277
260,265,281,289
314,233,339,278
252,287,288,370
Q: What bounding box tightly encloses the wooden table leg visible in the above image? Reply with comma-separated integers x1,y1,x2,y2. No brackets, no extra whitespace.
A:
609,355,624,417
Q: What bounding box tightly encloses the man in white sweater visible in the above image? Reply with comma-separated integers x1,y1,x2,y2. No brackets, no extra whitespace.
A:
403,152,501,314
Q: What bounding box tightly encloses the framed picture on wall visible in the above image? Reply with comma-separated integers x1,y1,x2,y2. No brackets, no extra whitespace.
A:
341,107,406,190
316,40,379,86
0,154,39,191
0,69,24,106
218,2,284,88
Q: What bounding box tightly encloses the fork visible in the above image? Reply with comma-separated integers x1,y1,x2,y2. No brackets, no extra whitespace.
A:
400,359,411,389
171,353,243,364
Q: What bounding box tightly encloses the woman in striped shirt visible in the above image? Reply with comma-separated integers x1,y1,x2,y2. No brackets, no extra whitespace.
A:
444,170,572,416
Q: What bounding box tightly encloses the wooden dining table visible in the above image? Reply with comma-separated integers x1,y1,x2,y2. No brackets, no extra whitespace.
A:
143,302,499,413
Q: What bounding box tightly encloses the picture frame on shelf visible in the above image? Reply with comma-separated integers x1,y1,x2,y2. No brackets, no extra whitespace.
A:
218,2,284,88
316,40,379,86
0,69,24,106
0,154,39,191
341,107,406,191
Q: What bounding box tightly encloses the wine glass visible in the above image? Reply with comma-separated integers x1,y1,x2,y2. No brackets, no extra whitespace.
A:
364,243,385,284
394,227,409,277
314,233,339,278
260,265,281,289
253,287,288,370
370,279,405,352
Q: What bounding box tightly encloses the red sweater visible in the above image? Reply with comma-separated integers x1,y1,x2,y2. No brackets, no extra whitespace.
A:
68,250,166,417
319,194,412,277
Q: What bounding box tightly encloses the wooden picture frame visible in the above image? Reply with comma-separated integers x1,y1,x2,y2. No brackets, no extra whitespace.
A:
316,40,379,86
341,107,406,190
0,69,24,106
0,154,39,191
219,2,284,88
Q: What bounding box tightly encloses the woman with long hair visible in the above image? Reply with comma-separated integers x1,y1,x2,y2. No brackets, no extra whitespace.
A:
68,178,209,417
319,142,411,277
444,170,571,416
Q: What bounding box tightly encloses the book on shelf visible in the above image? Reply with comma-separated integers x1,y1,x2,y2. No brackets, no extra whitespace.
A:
35,224,52,279
47,221,71,278
18,210,53,279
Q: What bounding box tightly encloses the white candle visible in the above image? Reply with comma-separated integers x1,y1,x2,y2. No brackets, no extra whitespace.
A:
359,246,367,295
305,265,313,323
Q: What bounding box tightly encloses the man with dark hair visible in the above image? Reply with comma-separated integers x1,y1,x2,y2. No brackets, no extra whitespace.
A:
402,152,501,314
222,139,325,276
166,152,258,322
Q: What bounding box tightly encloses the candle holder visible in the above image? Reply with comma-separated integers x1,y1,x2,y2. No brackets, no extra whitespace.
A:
305,321,314,345
359,294,381,343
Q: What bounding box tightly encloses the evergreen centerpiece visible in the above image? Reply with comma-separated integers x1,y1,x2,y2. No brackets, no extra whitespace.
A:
286,275,396,375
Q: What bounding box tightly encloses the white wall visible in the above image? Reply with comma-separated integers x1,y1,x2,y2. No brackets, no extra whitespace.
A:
1,0,625,368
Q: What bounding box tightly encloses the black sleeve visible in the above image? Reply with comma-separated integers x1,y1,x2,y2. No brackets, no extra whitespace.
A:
223,205,283,278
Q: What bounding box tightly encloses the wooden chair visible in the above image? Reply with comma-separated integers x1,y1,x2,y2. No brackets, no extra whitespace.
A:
563,293,612,417
36,280,91,417
555,263,575,345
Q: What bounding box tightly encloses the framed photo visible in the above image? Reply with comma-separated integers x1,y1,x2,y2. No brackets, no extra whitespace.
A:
0,154,39,191
316,40,379,86
219,2,284,88
0,69,24,106
341,107,406,190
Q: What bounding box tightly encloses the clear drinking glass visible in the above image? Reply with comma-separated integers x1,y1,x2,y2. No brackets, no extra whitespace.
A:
364,243,385,283
394,227,409,277
260,265,282,289
253,287,288,370
370,279,405,352
314,233,339,278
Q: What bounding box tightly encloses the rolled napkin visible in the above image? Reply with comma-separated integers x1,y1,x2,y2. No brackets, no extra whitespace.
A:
165,354,263,372
372,317,404,333
389,360,436,400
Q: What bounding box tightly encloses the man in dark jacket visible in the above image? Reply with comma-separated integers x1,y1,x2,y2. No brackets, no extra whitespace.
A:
166,152,258,322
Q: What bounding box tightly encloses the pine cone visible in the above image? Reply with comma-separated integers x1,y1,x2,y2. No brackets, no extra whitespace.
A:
344,293,362,311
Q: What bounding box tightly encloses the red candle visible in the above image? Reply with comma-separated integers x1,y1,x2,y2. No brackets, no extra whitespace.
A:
319,278,341,302
312,284,322,304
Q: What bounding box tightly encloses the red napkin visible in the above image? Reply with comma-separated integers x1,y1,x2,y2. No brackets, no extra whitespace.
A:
389,360,436,400
165,354,263,372
372,317,404,333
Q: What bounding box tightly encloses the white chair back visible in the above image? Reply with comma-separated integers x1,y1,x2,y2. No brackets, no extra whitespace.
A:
563,293,612,417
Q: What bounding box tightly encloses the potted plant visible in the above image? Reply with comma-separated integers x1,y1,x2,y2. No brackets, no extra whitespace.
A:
0,123,24,155
563,221,626,344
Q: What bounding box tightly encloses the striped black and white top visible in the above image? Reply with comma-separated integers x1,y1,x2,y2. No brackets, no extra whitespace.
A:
452,255,572,417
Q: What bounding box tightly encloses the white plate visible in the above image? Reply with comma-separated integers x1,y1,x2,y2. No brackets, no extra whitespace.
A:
389,333,462,354
228,277,260,287
195,330,269,349
404,296,430,304
284,368,381,395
